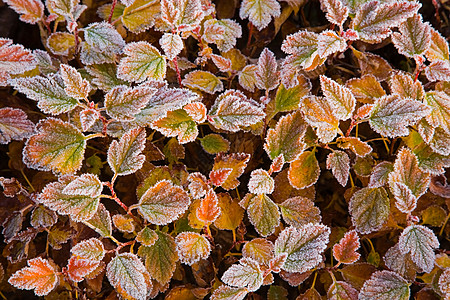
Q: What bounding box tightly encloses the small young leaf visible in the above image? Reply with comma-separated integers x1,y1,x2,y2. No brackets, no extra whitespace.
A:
196,189,221,225
288,151,320,190
159,33,183,60
274,224,330,273
107,128,146,176
117,41,166,83
391,14,431,58
136,227,158,247
187,172,209,199
83,203,112,237
182,70,223,94
60,64,91,100
0,107,34,144
326,150,350,187
83,22,125,54
345,74,386,104
4,0,44,24
136,180,190,225
246,194,280,237
242,238,274,266
8,257,58,296
349,187,390,234
320,0,349,27
317,30,347,59
112,214,135,233
222,257,264,292
248,169,274,195
279,196,321,228
212,152,250,190
239,65,258,92
30,205,57,228
255,48,279,92
71,238,105,261
200,134,230,155
336,137,372,157
106,253,152,300
23,118,86,174
175,232,211,265
359,270,411,300
320,75,356,121
211,54,233,73
214,192,245,231
281,31,322,71
332,230,360,265
239,0,281,31
368,161,394,187
398,224,439,273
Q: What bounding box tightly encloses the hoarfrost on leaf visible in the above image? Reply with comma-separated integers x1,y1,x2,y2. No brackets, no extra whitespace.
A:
239,0,281,31
159,33,183,60
60,64,91,100
391,14,431,58
326,150,350,187
83,22,125,54
248,169,274,195
182,70,224,94
332,230,360,264
175,232,211,265
279,196,321,228
320,75,356,121
246,194,280,237
71,238,105,261
359,270,411,300
242,238,274,266
221,257,264,292
0,107,34,144
62,173,103,198
255,48,279,92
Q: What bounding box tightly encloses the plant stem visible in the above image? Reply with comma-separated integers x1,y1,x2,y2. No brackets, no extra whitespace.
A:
108,0,118,23
172,57,183,87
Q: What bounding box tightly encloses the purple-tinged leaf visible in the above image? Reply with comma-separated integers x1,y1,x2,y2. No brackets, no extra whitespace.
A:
326,150,350,187
359,271,410,300
0,107,34,144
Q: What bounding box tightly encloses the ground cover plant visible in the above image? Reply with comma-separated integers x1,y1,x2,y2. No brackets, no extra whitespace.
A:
0,0,450,299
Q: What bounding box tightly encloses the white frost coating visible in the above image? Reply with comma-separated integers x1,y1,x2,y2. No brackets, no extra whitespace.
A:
317,30,347,59
63,173,103,198
248,169,274,194
60,64,91,100
391,14,431,58
274,224,330,273
83,22,125,54
211,285,248,300
159,33,183,60
105,85,156,121
326,150,350,187
368,161,393,188
383,243,418,280
106,253,151,300
255,48,279,92
247,194,280,237
0,107,35,144
359,270,410,300
398,224,439,273
221,257,264,292
71,238,105,261
107,127,146,176
175,232,211,265
203,19,242,52
320,75,356,121
239,0,281,31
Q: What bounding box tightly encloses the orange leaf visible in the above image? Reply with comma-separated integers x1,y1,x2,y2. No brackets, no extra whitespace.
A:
67,256,100,282
196,189,221,225
332,230,361,265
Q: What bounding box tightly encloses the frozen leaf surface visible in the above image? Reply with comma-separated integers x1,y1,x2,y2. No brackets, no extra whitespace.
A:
121,0,159,33
63,173,102,198
248,169,274,195
0,107,34,144
359,270,410,300
246,194,280,237
105,85,156,121
222,257,264,292
336,137,372,157
279,196,321,228
152,109,198,144
320,75,356,121
67,256,99,282
288,151,320,190
175,232,211,265
211,286,248,300
239,0,281,31
212,152,250,190
159,33,183,60
60,64,91,100
83,22,125,54
203,19,242,52
368,161,394,187
214,192,244,231
200,134,230,155
326,150,350,187
301,96,340,143
182,70,223,94
391,14,431,58
255,48,279,91
332,230,360,264
84,203,112,237
196,189,221,225
320,0,349,27
318,30,347,59
71,238,105,261
242,238,274,265
424,91,450,133
4,0,44,24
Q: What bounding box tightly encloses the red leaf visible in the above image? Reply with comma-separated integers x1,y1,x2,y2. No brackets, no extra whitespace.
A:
332,230,361,264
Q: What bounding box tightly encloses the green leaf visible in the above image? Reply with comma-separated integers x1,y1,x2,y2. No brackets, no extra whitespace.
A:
288,151,320,189
182,70,223,94
221,257,264,292
245,194,280,237
23,118,86,174
138,230,178,285
83,21,125,53
152,109,198,144
424,91,450,133
359,270,411,300
136,227,159,247
279,196,321,228
274,224,330,273
349,187,390,234
200,134,230,154
83,203,112,237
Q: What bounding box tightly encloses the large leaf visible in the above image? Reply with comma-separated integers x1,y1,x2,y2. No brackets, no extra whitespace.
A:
136,180,190,225
221,257,264,292
359,270,410,300
245,194,280,237
239,0,281,31
212,152,251,190
117,41,166,83
107,128,146,176
105,85,156,121
398,224,439,273
349,187,390,234
175,232,211,265
288,151,320,190
62,173,103,198
121,0,160,33
391,14,431,58
83,21,125,53
106,253,152,300
274,224,330,273
23,118,86,174
39,176,100,222
4,0,44,24
424,91,450,133
320,75,356,121
0,107,34,144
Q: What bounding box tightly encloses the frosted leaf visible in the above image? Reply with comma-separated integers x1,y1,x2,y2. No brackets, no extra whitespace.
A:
71,238,105,261
80,42,115,65
429,127,450,156
136,180,190,225
248,169,274,195
345,74,386,104
208,90,265,132
222,257,264,292
426,28,449,62
320,75,356,121
384,244,419,281
439,269,450,297
246,194,280,237
320,0,349,27
389,72,424,101
350,1,420,43
133,85,199,126
30,205,57,228
264,110,307,162
239,65,257,92
326,150,350,187
0,38,36,85
0,107,34,144
368,161,394,187
203,19,242,52
83,203,112,237
159,33,183,60
83,22,125,54
327,281,358,300
46,0,77,17
392,14,431,59
288,151,320,190
182,70,223,94
368,95,431,138
183,102,206,123
211,54,232,73
239,0,281,31
424,91,450,133
281,31,321,70
106,253,151,300
417,118,435,143
388,147,430,214
46,32,77,57
67,256,99,282
86,64,127,92
175,232,211,265
332,230,360,265
121,0,159,33
62,173,102,198
79,108,98,131
242,238,274,266
211,285,248,300
33,49,57,75
269,253,287,273
137,230,178,285
336,137,372,157
279,196,321,228
4,0,44,24
136,227,158,247
209,168,233,187
60,64,91,100
8,257,57,296
317,30,347,59
152,109,198,144
23,118,86,174
107,128,146,176
187,172,208,199
274,224,330,273
398,224,439,273
9,74,79,115
117,42,166,83
425,60,450,82
39,176,100,222
349,187,389,234
212,152,250,190
196,189,221,225
255,48,279,92
359,270,410,300
269,154,285,174
301,96,340,143
162,0,205,31
112,214,135,233
105,85,156,121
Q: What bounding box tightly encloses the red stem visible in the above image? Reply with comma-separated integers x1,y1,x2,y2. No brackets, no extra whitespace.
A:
172,57,183,87
108,0,118,23
105,182,129,212
246,23,254,50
